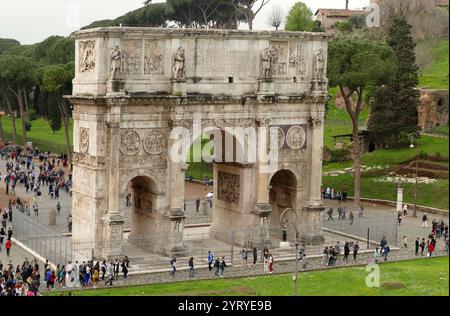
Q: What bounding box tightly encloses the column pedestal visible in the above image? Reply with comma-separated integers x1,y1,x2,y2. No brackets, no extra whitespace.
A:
171,79,187,96
254,203,272,249
301,206,325,246
101,213,125,260
165,208,187,257
107,79,125,96
257,79,275,100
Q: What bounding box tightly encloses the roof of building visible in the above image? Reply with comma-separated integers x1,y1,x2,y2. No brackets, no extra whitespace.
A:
315,8,365,17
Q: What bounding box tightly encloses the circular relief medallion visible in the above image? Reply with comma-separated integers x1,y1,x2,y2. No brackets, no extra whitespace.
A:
286,126,306,150
143,130,166,155
276,127,285,149
80,129,89,153
120,130,141,155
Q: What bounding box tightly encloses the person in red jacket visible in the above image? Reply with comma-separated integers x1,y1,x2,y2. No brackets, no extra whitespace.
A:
5,239,12,257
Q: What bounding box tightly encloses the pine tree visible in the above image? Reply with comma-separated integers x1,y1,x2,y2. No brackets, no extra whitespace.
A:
368,15,420,146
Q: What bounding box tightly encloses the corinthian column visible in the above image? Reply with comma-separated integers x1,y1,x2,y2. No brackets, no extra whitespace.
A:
102,108,124,259
307,116,325,208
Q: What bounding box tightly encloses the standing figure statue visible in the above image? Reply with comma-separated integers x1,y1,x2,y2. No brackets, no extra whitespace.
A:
173,47,186,80
314,48,326,79
110,45,122,80
261,47,274,79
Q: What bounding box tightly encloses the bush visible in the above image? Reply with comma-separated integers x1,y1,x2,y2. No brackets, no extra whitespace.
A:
25,121,32,132
329,149,351,163
28,112,39,121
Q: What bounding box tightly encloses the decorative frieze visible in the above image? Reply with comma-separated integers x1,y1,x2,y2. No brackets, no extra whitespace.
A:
73,152,105,168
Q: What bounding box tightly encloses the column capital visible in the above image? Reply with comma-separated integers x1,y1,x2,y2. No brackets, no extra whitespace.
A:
308,116,324,129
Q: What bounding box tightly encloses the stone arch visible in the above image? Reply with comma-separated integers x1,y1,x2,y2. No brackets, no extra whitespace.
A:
269,169,299,241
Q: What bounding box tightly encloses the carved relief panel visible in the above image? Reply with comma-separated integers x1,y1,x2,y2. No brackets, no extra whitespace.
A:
80,128,89,154
120,130,141,155
79,40,96,73
269,41,288,76
289,43,307,76
218,172,240,204
144,40,164,75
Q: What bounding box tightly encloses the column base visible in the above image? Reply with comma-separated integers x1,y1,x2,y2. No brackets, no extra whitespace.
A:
257,79,275,99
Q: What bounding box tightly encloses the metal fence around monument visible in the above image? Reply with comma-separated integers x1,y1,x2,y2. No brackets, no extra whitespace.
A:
322,214,399,248
11,207,398,273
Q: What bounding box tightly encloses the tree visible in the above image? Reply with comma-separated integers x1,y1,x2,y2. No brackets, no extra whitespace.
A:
0,38,20,55
196,0,224,27
41,63,74,164
0,55,36,145
285,1,314,32
268,5,284,30
233,0,270,30
368,15,420,146
328,35,397,207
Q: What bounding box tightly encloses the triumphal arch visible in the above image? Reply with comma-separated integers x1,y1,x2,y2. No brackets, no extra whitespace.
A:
69,27,329,259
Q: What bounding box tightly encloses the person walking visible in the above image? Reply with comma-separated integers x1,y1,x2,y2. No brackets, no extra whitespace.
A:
121,256,129,279
322,246,329,265
327,208,334,221
358,205,364,218
170,258,177,278
420,238,426,255
403,204,408,217
343,242,350,261
403,235,408,249
353,241,359,260
5,239,12,257
219,257,227,277
268,253,274,274
397,212,402,225
214,258,220,276
195,197,201,212
349,210,354,225
374,247,381,264
188,257,195,277
241,249,248,267
422,213,429,228
415,237,420,255
33,204,39,216
207,251,214,271
380,236,387,252
383,244,390,261
7,227,13,240
0,227,5,252
113,259,120,280
252,247,258,267
56,202,61,216
105,262,114,286
263,253,269,274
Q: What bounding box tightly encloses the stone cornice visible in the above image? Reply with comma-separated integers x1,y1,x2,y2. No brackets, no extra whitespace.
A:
75,27,332,41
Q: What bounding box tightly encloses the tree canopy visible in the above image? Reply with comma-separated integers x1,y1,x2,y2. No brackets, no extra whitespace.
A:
284,2,314,32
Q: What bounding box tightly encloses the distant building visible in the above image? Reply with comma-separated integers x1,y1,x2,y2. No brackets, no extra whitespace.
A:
315,9,365,33
435,0,449,8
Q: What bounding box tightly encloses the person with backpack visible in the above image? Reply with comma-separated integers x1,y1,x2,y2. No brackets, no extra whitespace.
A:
383,244,390,261
207,251,214,271
170,258,177,278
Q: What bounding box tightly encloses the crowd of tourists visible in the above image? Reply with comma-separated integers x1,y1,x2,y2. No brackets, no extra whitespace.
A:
322,187,348,202
0,258,42,296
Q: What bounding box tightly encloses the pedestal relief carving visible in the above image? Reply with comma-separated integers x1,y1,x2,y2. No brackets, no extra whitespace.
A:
122,51,141,76
79,40,96,73
120,130,141,155
286,126,306,150
143,130,166,155
80,128,89,153
218,172,240,204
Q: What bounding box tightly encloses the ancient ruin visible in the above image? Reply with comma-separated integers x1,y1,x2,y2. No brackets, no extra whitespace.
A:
69,28,329,259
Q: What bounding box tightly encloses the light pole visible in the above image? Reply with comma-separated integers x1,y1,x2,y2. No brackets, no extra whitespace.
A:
409,132,420,218
280,208,299,296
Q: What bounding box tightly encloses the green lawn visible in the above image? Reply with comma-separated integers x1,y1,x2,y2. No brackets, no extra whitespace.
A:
1,116,73,153
46,257,448,296
418,39,449,90
323,175,449,210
